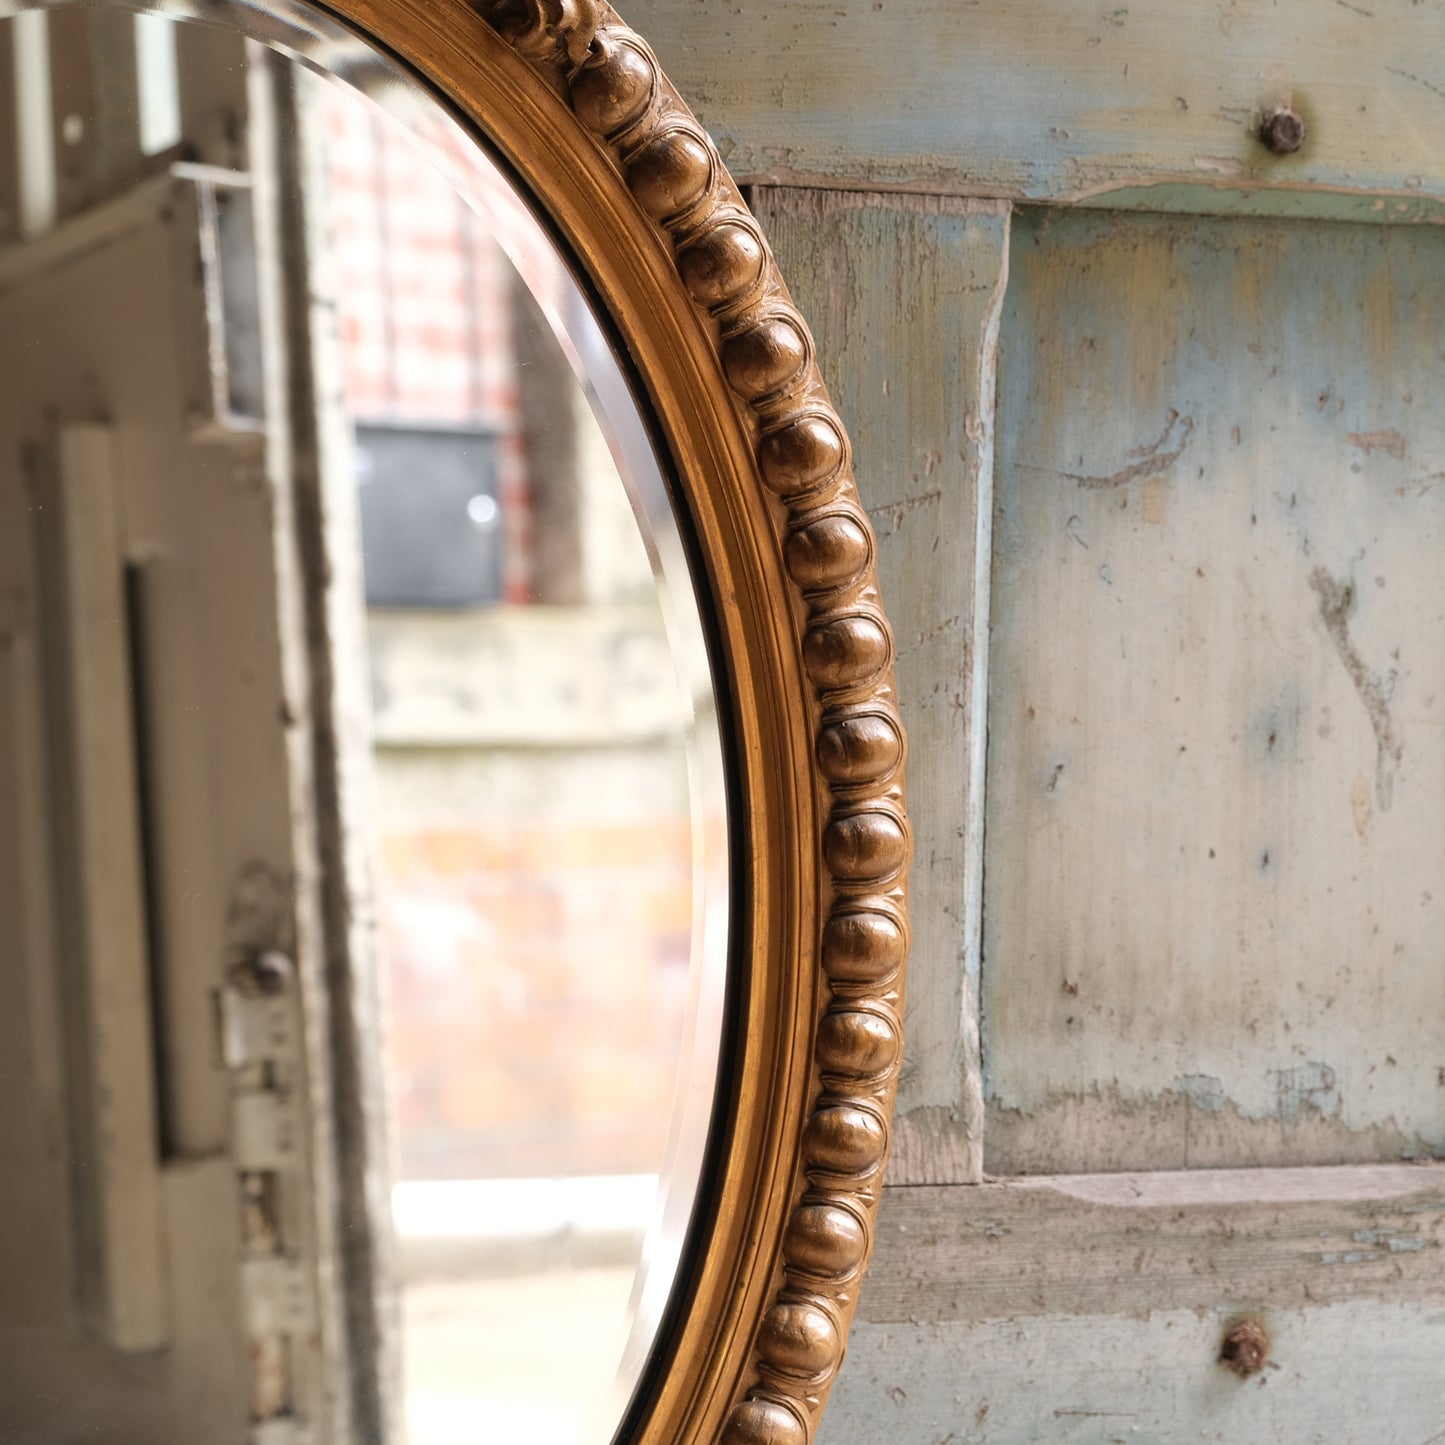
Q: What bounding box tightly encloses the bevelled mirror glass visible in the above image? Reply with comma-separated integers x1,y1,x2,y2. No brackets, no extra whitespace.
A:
0,2,910,1443
0,7,725,1441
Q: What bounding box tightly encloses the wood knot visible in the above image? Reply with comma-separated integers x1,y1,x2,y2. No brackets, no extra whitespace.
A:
1220,1319,1271,1377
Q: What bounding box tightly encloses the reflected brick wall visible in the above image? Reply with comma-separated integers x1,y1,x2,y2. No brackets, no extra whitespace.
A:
319,87,568,602
378,816,693,1179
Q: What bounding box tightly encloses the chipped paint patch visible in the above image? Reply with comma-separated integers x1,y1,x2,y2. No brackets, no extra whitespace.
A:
1308,566,1403,807
1064,408,1195,490
985,1079,1445,1175
1350,772,1374,841
1274,1060,1340,1123
1140,473,1169,523
985,207,1445,1180
1347,428,1407,458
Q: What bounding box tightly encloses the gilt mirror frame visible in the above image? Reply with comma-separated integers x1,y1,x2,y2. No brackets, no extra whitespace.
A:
359,5,911,1440
17,0,910,1437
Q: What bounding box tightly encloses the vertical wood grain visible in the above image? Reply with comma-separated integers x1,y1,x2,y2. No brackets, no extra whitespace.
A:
755,188,1009,1184
984,209,1445,1174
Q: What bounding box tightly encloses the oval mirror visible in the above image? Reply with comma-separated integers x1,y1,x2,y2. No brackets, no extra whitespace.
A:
0,4,908,1444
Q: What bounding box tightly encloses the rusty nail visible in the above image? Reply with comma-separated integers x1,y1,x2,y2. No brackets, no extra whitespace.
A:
1259,107,1305,156
1220,1319,1271,1377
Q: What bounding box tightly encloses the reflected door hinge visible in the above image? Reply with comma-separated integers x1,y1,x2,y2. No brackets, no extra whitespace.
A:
218,944,319,1445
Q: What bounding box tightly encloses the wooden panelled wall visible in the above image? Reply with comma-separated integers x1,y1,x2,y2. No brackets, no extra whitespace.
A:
630,2,1445,1440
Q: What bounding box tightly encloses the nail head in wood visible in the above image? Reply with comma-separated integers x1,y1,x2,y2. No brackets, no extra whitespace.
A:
1220,1319,1271,1377
1260,107,1305,156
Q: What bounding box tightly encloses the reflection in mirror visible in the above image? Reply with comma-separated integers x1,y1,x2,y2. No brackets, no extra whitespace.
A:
0,8,727,1443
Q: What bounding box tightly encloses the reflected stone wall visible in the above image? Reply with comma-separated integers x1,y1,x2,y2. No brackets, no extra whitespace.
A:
367,608,693,1182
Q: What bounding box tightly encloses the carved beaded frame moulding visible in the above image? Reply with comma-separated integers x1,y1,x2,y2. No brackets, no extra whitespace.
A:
477,3,909,1443
323,0,911,1439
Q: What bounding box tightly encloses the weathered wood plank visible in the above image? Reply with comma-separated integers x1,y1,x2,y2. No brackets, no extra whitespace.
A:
860,1167,1445,1325
627,0,1445,217
984,207,1445,1175
822,1302,1445,1444
755,188,1008,1184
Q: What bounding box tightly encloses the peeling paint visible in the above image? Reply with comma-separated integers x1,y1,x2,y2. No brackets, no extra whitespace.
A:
864,485,942,541
1176,1073,1227,1114
1063,408,1195,490
986,1080,1445,1176
1347,428,1408,458
1308,566,1403,807
986,207,1445,1181
1350,772,1374,841
1274,1060,1340,1123
1140,473,1169,523
1193,155,1246,177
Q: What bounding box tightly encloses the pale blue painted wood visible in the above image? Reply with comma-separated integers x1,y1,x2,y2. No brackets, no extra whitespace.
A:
984,208,1445,1175
628,0,1445,217
825,1302,1445,1444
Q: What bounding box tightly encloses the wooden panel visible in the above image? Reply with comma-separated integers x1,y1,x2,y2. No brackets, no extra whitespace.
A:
861,1166,1445,1324
983,209,1445,1175
161,1159,250,1426
628,0,1445,217
828,1167,1445,1441
822,1302,1445,1444
51,424,168,1353
755,188,1008,1183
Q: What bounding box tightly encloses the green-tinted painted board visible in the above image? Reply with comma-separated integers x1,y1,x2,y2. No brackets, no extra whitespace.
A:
629,0,1445,218
824,1299,1445,1444
984,206,1445,1174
